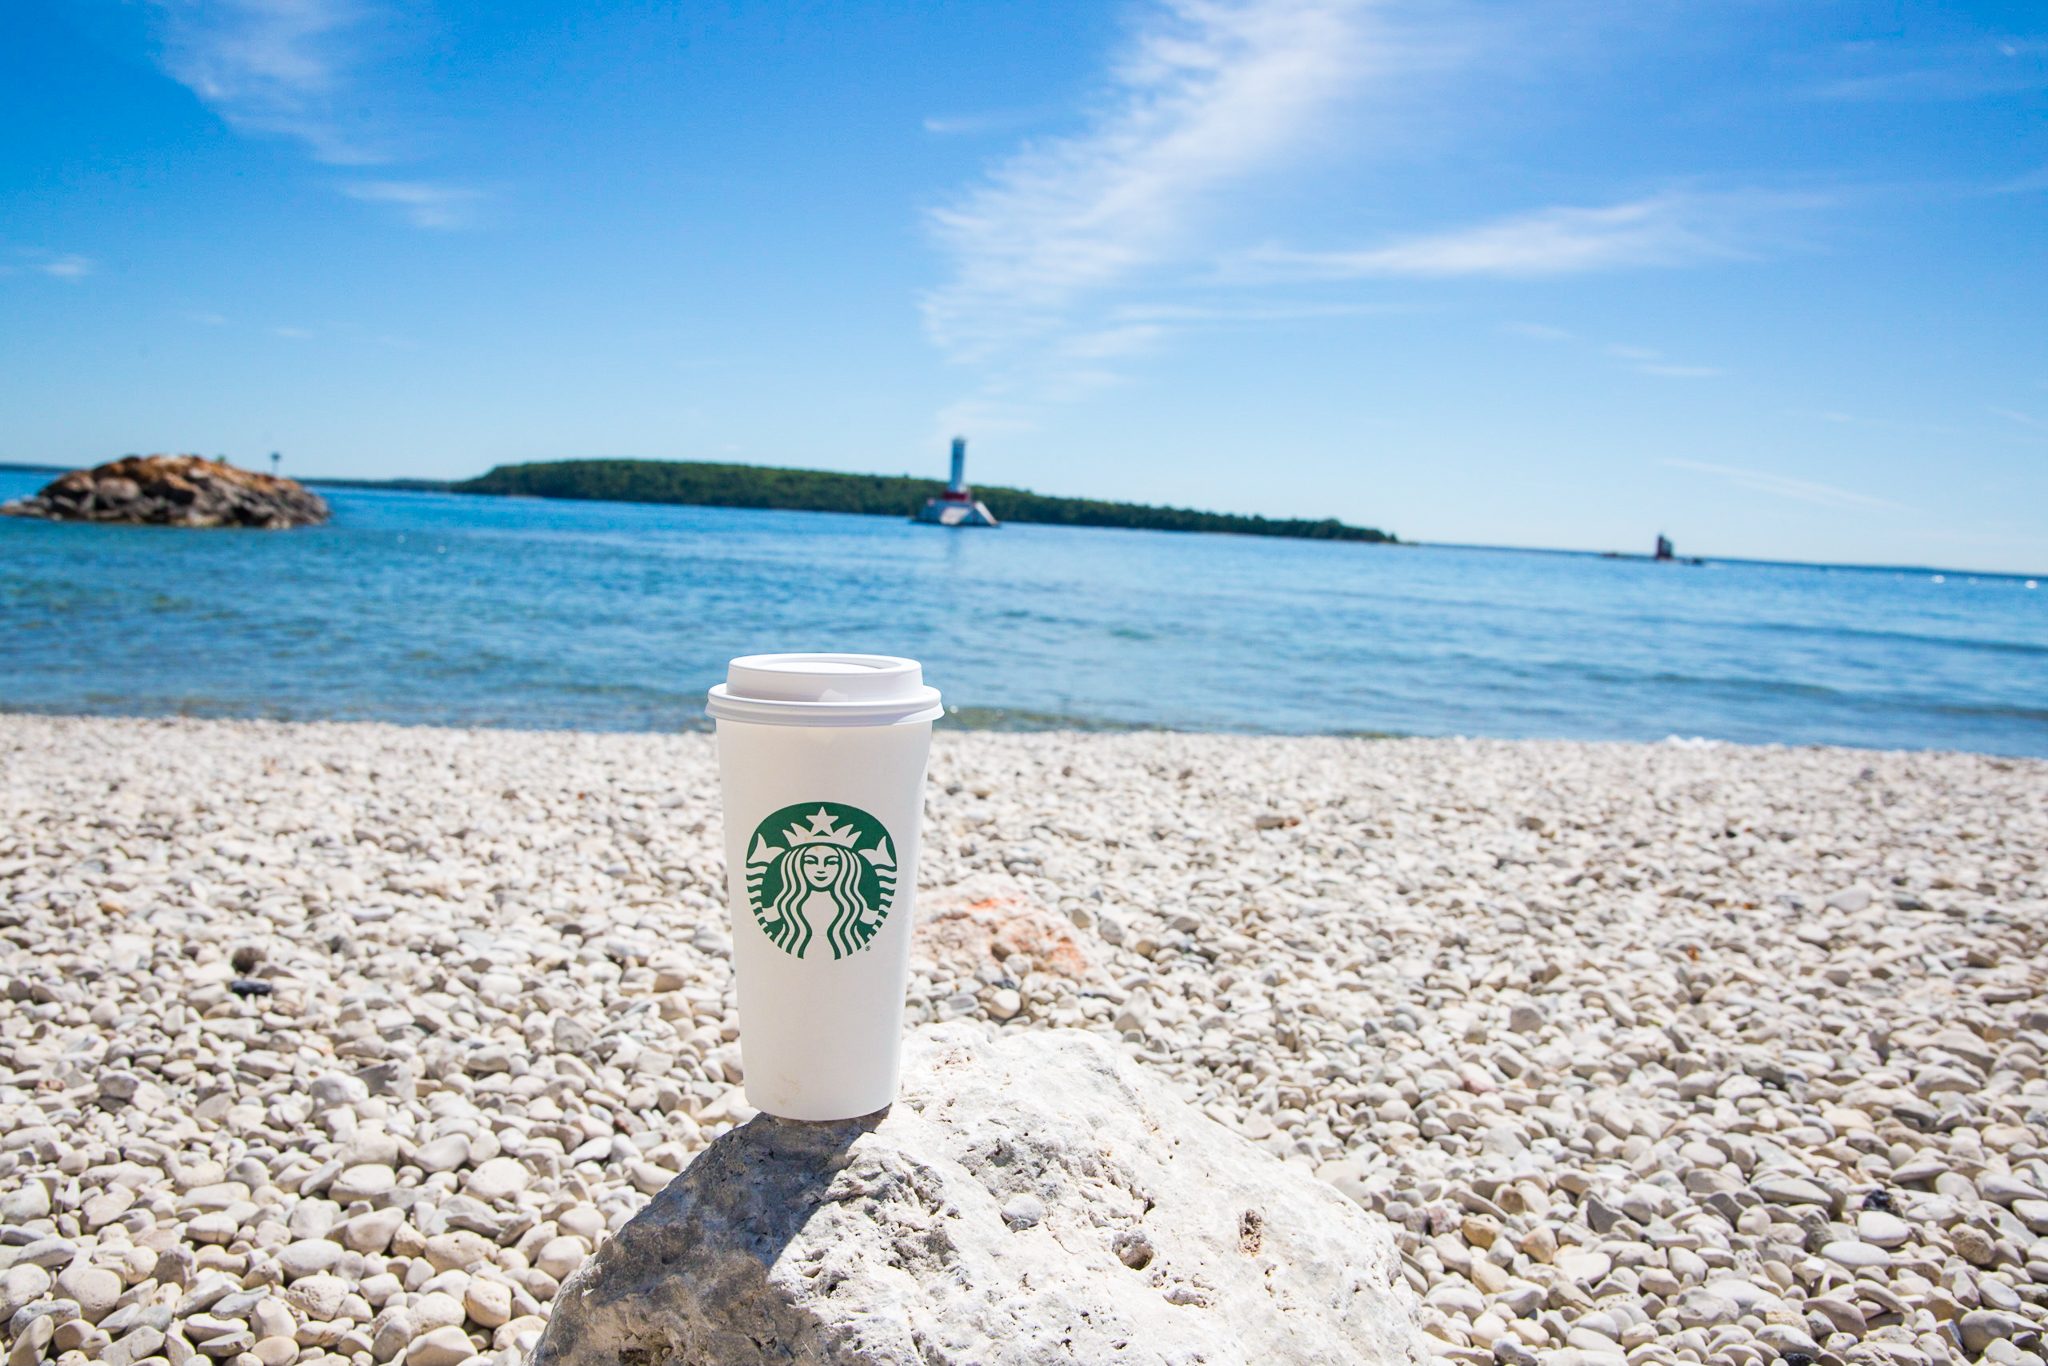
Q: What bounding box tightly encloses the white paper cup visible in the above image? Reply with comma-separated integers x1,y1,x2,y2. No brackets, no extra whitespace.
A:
706,654,942,1120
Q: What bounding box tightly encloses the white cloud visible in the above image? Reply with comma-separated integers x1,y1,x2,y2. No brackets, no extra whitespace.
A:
341,181,481,230
922,0,1378,367
1806,38,2048,103
1505,323,1720,378
147,1,481,228
1059,323,1171,360
1991,406,2045,430
2,251,96,282
1664,458,1904,513
1116,299,1421,323
1245,192,1802,280
39,254,94,281
188,309,230,325
149,0,382,164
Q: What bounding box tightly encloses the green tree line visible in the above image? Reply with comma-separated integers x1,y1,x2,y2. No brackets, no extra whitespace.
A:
456,459,1395,543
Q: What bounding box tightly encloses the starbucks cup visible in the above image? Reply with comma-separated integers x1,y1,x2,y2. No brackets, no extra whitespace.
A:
705,653,942,1121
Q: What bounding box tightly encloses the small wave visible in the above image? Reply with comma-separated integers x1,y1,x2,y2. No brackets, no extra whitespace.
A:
1929,701,2048,724
942,706,1144,732
1746,620,2047,658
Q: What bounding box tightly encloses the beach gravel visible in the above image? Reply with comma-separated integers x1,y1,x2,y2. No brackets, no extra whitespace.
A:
0,715,2044,1365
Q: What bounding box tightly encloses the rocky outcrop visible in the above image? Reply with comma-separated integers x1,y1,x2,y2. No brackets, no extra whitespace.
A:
1,454,328,528
534,1023,1421,1366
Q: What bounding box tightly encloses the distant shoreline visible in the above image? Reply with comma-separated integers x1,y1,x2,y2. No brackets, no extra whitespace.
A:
453,458,1396,544
4,460,2040,578
1,458,1393,545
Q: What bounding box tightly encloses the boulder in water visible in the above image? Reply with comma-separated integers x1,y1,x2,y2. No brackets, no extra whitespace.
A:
1,454,329,528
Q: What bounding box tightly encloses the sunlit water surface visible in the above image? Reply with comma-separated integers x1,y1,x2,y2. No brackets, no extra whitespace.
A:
3,475,2041,755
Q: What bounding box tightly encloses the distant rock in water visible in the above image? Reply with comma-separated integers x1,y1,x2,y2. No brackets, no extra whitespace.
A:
1,454,329,529
535,1023,1421,1366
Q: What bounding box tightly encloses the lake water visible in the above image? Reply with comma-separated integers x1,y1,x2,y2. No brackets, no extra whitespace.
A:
2,473,2042,755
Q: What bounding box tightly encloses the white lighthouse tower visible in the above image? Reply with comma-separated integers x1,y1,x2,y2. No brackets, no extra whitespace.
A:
914,436,999,527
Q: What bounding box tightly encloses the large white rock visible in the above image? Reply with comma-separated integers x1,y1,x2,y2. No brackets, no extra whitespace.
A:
536,1024,1420,1366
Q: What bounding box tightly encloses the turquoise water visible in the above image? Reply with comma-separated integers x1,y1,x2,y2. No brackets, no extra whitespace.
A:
2,473,2042,755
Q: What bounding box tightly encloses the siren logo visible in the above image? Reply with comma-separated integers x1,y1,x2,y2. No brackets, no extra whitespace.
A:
743,802,898,960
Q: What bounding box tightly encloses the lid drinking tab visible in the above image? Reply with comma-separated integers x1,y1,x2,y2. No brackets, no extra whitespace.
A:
707,653,943,727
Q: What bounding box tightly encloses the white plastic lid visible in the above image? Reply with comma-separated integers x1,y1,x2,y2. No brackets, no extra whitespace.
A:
705,653,943,727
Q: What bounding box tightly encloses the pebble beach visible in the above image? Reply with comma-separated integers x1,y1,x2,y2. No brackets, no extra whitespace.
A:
1,714,2044,1366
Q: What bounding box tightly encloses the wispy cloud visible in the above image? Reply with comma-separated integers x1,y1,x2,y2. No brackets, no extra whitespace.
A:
1991,406,2045,431
340,180,481,230
1993,163,2048,195
1113,299,1422,324
1664,458,1904,512
188,310,230,326
1505,326,1721,379
1059,322,1171,360
1,250,96,282
923,0,1378,376
1245,192,1809,280
920,4,1803,434
146,1,481,228
149,0,382,164
39,254,94,281
270,325,315,339
1806,37,2048,103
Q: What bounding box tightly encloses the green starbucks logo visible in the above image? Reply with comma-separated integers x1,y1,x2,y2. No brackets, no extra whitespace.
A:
743,802,898,960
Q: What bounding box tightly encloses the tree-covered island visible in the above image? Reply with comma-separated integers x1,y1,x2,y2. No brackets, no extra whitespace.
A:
456,459,1396,543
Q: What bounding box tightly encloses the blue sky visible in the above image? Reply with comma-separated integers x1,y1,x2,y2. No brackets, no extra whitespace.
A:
3,1,2044,572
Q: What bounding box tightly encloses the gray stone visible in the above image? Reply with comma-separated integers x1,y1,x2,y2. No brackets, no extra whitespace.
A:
0,1265,51,1321
1960,1310,2020,1355
1758,1323,1821,1356
276,1239,345,1280
411,1136,469,1175
105,1323,166,1366
1804,1295,1865,1335
1980,1174,2046,1206
0,1187,49,1223
1753,1175,1831,1207
328,1164,396,1203
1553,1248,1611,1285
535,1024,1420,1366
405,1325,476,1366
1820,1239,1890,1270
462,1156,529,1203
11,1237,78,1270
370,1307,415,1361
1953,1223,1998,1265
339,1207,405,1254
8,1313,53,1366
285,1273,349,1321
